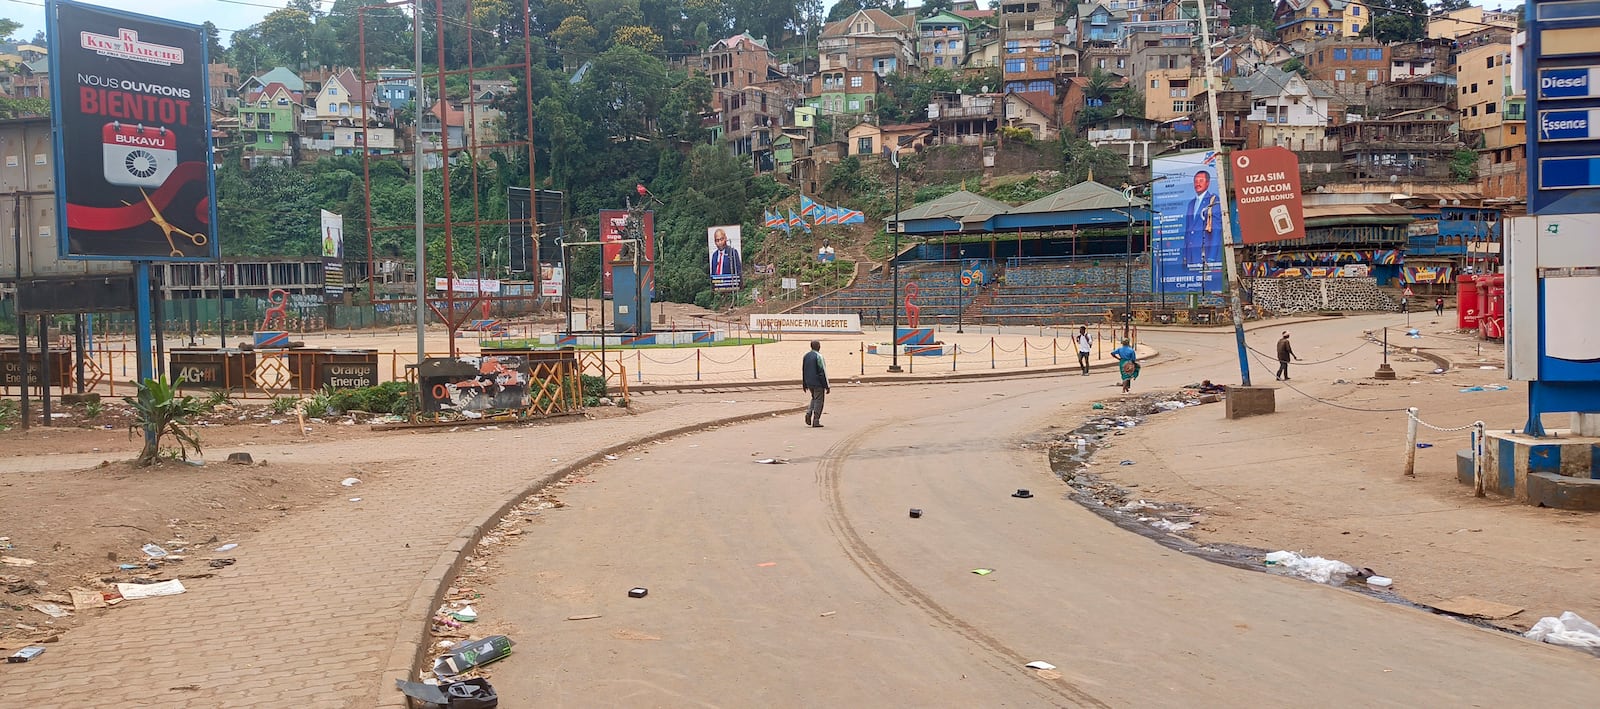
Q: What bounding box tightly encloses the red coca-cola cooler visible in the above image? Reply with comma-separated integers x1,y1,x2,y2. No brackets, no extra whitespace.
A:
1478,274,1505,340
1456,274,1480,330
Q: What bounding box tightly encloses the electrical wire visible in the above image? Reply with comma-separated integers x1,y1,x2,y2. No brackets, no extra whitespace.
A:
1245,346,1410,412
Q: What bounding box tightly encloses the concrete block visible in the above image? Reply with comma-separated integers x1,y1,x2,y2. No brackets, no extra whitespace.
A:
1527,472,1600,511
1482,430,1600,504
1225,386,1276,419
1456,449,1475,486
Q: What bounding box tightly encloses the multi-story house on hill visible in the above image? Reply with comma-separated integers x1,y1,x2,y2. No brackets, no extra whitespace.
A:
820,9,919,76
1001,0,1063,95
1303,37,1389,97
1272,0,1368,49
238,67,305,167
918,11,992,70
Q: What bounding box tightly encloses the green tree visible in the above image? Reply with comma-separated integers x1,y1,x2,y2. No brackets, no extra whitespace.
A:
0,18,20,42
1060,136,1130,185
1367,0,1428,42
552,16,598,67
612,25,664,54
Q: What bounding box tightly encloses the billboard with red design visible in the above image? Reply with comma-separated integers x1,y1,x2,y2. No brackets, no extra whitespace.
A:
48,0,217,261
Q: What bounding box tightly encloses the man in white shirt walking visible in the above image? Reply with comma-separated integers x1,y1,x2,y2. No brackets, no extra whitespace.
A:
1074,325,1094,376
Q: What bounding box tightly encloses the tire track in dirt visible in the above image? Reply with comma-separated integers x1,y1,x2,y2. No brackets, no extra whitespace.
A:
815,423,1111,708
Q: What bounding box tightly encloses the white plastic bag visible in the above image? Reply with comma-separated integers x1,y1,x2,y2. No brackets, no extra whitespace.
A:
1524,612,1600,648
1262,550,1355,585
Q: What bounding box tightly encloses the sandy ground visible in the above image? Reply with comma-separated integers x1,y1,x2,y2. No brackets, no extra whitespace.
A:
439,314,1600,706
5,309,1597,701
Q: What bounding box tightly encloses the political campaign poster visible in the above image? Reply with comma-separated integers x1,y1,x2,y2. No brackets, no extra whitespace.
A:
1151,150,1224,293
708,225,743,292
599,209,654,298
48,0,217,261
321,210,344,303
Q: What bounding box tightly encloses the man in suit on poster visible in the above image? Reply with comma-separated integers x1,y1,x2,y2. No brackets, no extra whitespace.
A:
1184,169,1221,269
711,227,741,278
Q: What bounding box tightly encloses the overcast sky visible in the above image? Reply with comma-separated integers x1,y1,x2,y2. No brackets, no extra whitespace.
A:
8,0,281,41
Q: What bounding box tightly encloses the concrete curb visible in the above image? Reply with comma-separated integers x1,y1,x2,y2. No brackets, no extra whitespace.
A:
627,349,1163,393
374,403,805,708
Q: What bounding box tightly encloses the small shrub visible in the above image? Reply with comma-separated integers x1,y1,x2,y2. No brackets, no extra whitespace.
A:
125,377,204,466
302,390,335,418
83,398,103,419
269,397,298,414
0,399,17,430
200,389,231,413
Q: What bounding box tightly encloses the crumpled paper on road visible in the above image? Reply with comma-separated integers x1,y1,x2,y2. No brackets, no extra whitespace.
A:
1263,550,1355,585
1524,612,1600,648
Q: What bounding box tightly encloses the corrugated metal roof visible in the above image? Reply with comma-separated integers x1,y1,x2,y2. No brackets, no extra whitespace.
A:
1301,203,1415,226
1010,181,1148,214
892,190,1013,223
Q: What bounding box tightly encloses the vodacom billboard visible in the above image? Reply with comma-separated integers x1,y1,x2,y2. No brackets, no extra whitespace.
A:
1230,146,1306,245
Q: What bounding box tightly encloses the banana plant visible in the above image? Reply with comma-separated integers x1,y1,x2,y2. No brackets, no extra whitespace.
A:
125,377,205,466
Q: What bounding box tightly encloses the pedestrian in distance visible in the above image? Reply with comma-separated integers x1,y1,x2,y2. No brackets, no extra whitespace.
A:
1111,338,1139,393
1435,297,1445,316
1276,331,1301,381
802,340,830,428
1074,325,1094,376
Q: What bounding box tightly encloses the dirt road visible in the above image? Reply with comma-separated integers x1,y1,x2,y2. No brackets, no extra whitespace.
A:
473,314,1600,706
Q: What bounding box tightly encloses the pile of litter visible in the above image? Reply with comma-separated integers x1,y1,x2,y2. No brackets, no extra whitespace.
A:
1262,551,1355,585
1525,612,1600,648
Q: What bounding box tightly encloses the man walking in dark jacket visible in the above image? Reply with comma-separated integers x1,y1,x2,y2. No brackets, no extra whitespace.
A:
1276,331,1300,381
802,340,830,427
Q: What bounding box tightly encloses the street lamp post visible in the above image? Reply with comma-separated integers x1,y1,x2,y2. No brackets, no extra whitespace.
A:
1122,187,1135,342
887,146,903,373
956,247,966,334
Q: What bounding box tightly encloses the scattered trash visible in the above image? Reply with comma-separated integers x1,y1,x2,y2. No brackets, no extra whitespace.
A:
566,614,602,621
450,606,479,623
225,452,253,465
1,556,37,567
909,508,923,519
1479,365,1499,370
1525,612,1600,648
1148,519,1194,533
208,559,236,569
141,543,169,559
1024,661,1057,671
1091,403,1105,410
114,579,187,600
69,588,106,611
7,647,45,663
214,543,238,552
1119,460,1135,466
432,635,515,676
1366,576,1393,589
1262,551,1355,585
819,611,837,618
349,498,362,502
1011,489,1033,499
340,477,361,486
628,587,649,598
1153,401,1186,411
971,568,994,576
30,603,70,619
603,455,618,461
117,563,140,570
397,677,499,708
1459,384,1509,393
1416,443,1434,449
1426,596,1524,620
1432,368,1446,374
756,562,777,567
753,458,790,465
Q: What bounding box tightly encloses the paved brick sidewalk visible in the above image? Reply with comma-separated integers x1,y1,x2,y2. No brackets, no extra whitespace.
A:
1,399,794,708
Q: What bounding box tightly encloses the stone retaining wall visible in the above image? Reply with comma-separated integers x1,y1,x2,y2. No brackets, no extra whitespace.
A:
1246,278,1398,313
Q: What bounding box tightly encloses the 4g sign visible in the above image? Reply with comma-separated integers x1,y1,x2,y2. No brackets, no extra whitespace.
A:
1229,147,1306,245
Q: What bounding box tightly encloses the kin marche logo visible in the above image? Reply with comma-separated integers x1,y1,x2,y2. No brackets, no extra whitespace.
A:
80,28,185,66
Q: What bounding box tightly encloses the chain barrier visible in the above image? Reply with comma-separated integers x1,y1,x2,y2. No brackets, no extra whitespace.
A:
1245,348,1410,413
1246,340,1372,366
1407,408,1480,432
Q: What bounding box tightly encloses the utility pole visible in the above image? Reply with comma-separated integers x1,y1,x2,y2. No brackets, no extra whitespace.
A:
887,146,902,373
1197,0,1253,386
412,0,428,362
